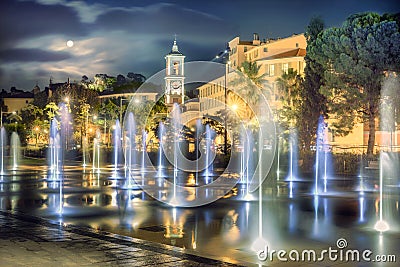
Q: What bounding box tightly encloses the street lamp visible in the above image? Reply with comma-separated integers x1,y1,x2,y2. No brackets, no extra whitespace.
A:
212,43,231,154
223,44,231,155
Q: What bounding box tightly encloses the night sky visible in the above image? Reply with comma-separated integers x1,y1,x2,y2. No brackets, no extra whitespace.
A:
0,0,399,91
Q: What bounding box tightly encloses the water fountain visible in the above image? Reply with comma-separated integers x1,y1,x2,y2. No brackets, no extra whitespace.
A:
0,127,6,175
314,115,331,195
287,129,298,198
374,153,390,232
10,132,20,171
203,124,214,184
112,119,122,178
92,130,101,174
276,136,280,181
241,128,254,200
124,112,137,186
195,119,203,185
374,73,399,232
60,103,72,152
157,121,165,178
172,104,180,203
141,129,147,173
48,118,63,215
82,135,88,168
49,118,61,178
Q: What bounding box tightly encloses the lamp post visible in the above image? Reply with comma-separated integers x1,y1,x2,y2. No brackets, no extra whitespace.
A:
223,44,231,155
212,43,231,155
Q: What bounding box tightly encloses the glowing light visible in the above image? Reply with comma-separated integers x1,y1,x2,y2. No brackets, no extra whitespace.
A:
243,193,254,201
66,40,74,47
374,220,389,232
251,236,268,252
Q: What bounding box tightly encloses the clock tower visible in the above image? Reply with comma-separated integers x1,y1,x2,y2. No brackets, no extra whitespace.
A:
165,37,185,105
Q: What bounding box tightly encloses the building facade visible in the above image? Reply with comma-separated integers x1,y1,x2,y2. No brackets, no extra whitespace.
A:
164,38,185,106
199,33,307,117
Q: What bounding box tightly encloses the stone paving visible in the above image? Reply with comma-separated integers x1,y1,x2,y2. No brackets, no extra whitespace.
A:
0,210,248,267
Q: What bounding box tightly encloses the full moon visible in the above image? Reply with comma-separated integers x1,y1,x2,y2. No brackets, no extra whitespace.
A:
66,40,74,48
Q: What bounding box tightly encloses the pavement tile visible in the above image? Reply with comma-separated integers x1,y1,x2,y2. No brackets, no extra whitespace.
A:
0,210,248,267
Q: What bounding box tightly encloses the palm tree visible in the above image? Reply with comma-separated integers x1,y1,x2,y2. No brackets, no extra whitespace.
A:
276,68,302,127
229,61,271,118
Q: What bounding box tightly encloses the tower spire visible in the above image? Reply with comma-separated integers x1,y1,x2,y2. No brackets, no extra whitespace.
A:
172,34,179,52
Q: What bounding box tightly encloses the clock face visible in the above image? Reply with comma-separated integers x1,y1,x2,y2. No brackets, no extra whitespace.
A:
171,80,182,90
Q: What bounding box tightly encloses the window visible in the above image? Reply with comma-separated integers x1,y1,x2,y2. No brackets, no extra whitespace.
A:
173,61,179,75
269,64,275,76
141,95,148,101
282,63,289,74
263,47,268,52
244,46,247,52
295,43,299,48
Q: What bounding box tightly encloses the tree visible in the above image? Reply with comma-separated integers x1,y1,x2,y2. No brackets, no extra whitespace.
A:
44,102,59,122
276,68,303,129
127,72,146,83
298,16,327,151
309,13,400,155
233,61,269,106
116,74,126,85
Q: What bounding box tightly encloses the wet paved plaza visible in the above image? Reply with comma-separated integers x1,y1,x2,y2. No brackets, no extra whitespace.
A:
0,158,399,266
0,210,244,266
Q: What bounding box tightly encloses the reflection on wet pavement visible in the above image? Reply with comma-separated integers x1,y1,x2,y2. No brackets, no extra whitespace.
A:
0,159,399,266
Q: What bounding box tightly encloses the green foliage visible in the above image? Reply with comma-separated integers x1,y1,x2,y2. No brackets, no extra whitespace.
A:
230,61,270,107
44,102,59,121
297,16,327,151
309,12,400,155
276,68,303,129
112,81,143,94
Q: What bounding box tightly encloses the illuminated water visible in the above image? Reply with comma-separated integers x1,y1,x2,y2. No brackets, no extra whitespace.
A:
0,127,6,175
0,159,399,265
10,132,20,170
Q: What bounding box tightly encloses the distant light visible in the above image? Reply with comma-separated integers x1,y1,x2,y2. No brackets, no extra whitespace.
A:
66,40,74,48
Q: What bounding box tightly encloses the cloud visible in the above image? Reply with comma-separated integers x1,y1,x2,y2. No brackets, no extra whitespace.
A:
0,1,236,90
33,0,108,23
93,3,236,39
0,48,71,62
0,0,88,49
